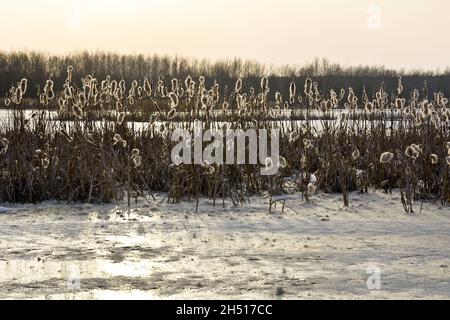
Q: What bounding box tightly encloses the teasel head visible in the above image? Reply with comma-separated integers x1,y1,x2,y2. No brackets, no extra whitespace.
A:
185,75,192,90
222,101,229,111
19,78,27,96
395,98,405,109
415,115,422,127
117,112,126,125
365,102,374,114
235,78,242,93
143,78,152,96
430,154,438,165
0,138,9,154
137,86,144,99
118,80,126,94
4,97,11,107
78,93,87,108
176,86,185,98
277,156,287,169
73,104,83,119
263,157,274,172
63,84,72,99
132,154,142,168
67,65,73,82
275,92,282,106
42,94,50,106
410,144,422,155
303,138,312,149
289,81,296,99
338,88,345,100
325,99,333,111
169,92,179,109
299,122,308,134
313,82,320,98
380,152,394,164
303,78,312,96
405,146,418,159
57,97,66,110
132,148,140,157
267,108,277,119
14,87,23,105
44,80,55,100
84,83,92,100
352,149,360,160
289,131,300,143
167,108,177,120
260,77,269,92
397,76,403,95
149,113,159,126
171,78,179,93
199,76,205,86
113,134,127,147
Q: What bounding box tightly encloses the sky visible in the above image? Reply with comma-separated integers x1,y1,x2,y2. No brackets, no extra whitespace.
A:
1,0,449,71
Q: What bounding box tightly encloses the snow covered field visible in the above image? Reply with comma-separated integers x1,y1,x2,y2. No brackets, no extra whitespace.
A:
0,191,449,300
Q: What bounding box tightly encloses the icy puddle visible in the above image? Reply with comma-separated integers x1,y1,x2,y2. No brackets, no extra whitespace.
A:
1,191,450,300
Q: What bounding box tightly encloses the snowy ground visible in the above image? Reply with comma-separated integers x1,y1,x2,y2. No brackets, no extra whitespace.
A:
0,190,449,300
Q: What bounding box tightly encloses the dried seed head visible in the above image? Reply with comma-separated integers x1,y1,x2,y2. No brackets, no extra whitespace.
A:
430,154,438,165
304,78,312,96
352,149,360,160
278,156,287,169
380,152,394,164
235,78,242,93
405,146,418,159
169,92,179,108
132,155,142,168
410,144,422,155
149,113,159,125
289,131,300,142
113,134,127,147
117,112,126,125
397,76,403,95
303,138,312,149
261,77,269,92
20,78,28,95
289,82,296,100
365,102,374,113
167,108,177,120
73,105,83,119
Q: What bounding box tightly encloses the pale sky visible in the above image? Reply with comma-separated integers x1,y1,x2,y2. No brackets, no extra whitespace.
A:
1,0,449,71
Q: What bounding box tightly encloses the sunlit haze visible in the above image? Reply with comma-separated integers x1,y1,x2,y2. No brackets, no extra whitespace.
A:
1,0,449,71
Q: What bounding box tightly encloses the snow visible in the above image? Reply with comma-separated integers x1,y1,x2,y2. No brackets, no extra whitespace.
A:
0,190,449,300
0,207,15,213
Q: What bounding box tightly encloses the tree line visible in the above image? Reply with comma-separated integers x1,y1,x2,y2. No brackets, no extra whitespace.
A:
1,51,449,100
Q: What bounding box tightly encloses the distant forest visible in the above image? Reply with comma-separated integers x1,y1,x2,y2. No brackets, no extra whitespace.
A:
1,51,450,100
